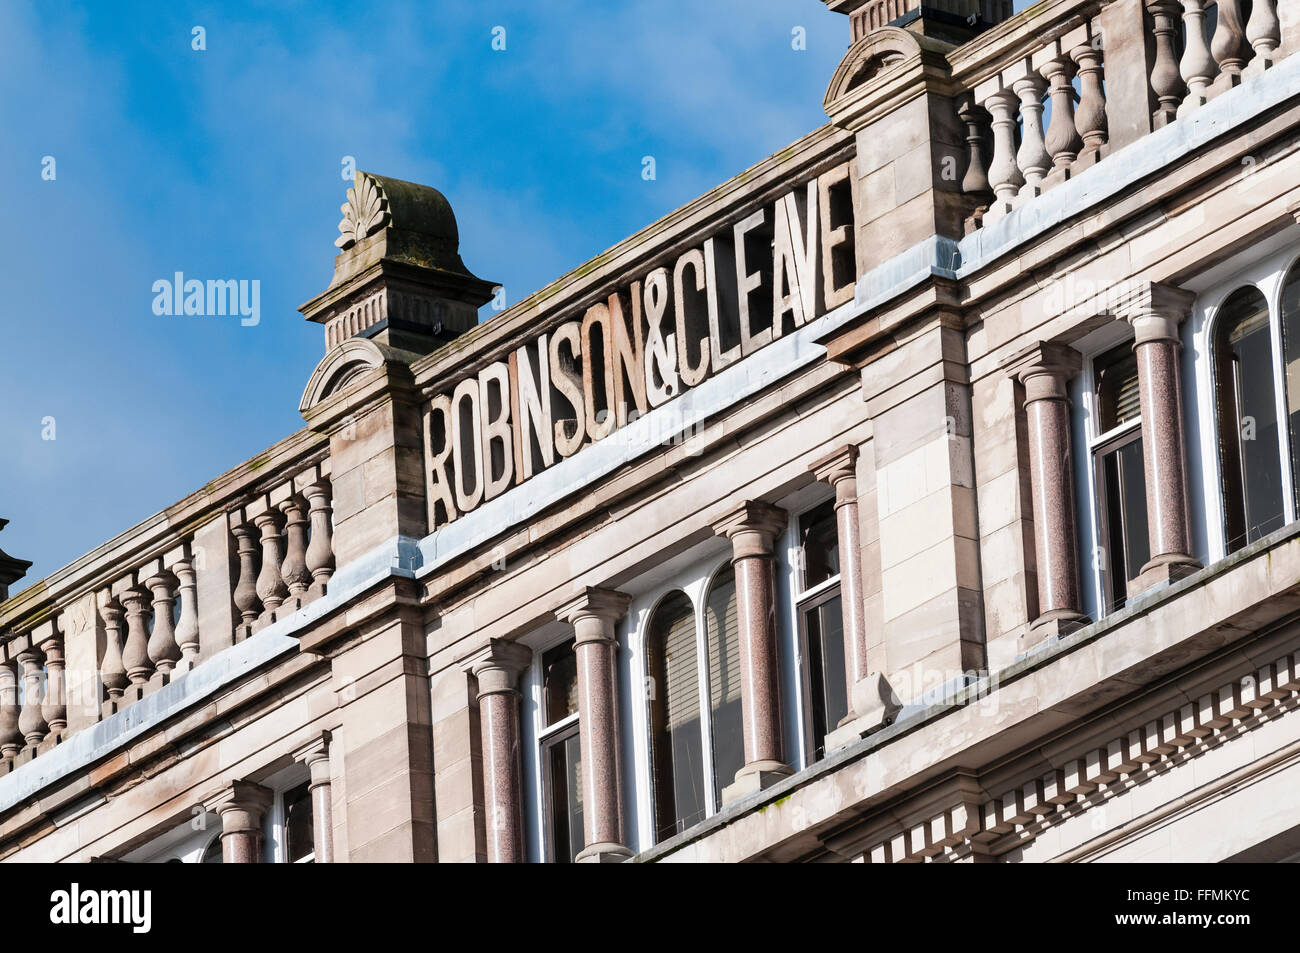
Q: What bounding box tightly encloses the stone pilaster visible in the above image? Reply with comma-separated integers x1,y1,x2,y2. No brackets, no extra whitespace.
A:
1001,342,1089,644
293,731,334,863
713,501,793,803
809,447,870,714
465,639,532,863
1119,282,1202,594
556,587,633,862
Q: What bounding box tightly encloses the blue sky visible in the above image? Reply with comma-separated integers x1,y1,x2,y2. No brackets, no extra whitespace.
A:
0,0,858,582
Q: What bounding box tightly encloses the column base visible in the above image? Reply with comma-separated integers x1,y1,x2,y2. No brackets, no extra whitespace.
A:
575,842,633,864
1130,554,1202,599
825,673,903,754
1020,610,1090,653
721,761,794,806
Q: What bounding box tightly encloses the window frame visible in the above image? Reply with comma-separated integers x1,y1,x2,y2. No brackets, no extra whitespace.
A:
625,552,739,849
789,497,845,764
527,633,583,864
1078,322,1148,618
1188,243,1300,563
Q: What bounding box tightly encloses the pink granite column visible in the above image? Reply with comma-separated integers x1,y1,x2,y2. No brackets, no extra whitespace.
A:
713,501,791,803
557,587,632,863
1010,343,1090,637
467,639,532,864
294,731,334,863
1122,282,1202,590
810,447,868,719
209,780,272,863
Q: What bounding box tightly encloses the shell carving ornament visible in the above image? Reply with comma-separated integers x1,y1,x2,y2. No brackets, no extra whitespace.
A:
335,173,391,249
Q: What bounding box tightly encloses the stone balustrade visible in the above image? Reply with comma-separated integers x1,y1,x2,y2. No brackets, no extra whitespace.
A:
955,0,1288,227
0,442,334,777
228,463,335,640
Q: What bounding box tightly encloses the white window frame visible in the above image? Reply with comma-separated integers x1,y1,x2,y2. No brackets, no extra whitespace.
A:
780,493,842,768
1188,242,1300,562
522,625,582,863
1075,319,1143,618
625,551,737,849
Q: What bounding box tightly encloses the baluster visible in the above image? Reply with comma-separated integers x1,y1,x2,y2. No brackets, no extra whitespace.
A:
1212,0,1250,83
254,510,288,614
99,601,128,701
145,571,182,678
119,587,153,688
957,97,992,199
1070,42,1109,164
1245,0,1281,76
983,87,1024,220
1013,71,1051,198
17,648,48,747
39,634,66,735
1041,55,1083,174
1147,0,1187,125
279,496,312,600
0,661,21,757
173,557,200,667
304,482,335,594
1179,0,1218,113
232,523,262,625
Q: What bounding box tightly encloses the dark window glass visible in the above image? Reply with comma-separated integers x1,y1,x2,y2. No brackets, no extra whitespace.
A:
801,591,847,761
646,592,706,842
542,726,583,863
705,567,744,806
542,640,578,726
1096,343,1141,433
800,500,840,589
1214,286,1284,552
201,836,223,864
1279,262,1300,503
285,781,314,863
1096,433,1150,613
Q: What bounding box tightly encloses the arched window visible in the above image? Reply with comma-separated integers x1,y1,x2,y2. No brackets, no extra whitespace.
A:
704,568,743,807
646,591,705,841
1280,262,1300,498
201,835,223,864
1215,286,1285,553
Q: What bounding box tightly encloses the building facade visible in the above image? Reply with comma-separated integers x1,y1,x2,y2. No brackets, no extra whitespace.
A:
3,0,1300,863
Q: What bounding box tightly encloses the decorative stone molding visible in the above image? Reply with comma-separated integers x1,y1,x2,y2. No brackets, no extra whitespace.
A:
301,171,496,358
335,172,392,250
845,649,1300,862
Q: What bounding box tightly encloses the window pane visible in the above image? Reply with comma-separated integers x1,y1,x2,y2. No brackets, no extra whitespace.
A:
705,567,744,805
1215,287,1284,552
647,591,705,841
1098,434,1150,613
202,837,223,864
800,500,840,590
803,592,847,761
1279,263,1300,503
546,729,583,863
542,640,578,726
1096,343,1141,432
284,781,314,863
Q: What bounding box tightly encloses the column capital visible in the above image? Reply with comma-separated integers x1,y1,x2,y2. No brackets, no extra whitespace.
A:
205,779,273,829
809,445,859,486
1111,281,1195,344
464,639,533,697
555,586,631,631
999,340,1081,403
712,501,788,556
292,729,332,772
